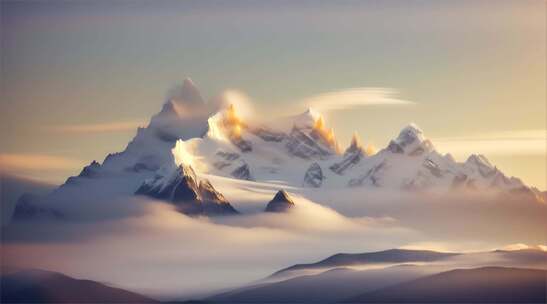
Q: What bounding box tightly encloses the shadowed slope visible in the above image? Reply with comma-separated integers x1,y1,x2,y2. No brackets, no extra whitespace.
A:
345,267,546,303
1,269,157,303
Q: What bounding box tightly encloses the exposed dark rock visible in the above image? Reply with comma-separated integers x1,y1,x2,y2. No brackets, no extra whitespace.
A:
213,161,231,170
303,162,324,187
330,150,364,175
12,193,64,221
231,163,253,180
199,180,239,215
422,158,443,178
216,151,240,161
386,140,404,153
251,127,286,142
265,190,295,213
231,137,253,152
408,146,425,156
78,161,101,178
385,125,433,155
128,161,159,173
286,127,334,159
344,133,364,155
135,165,238,216
348,161,386,187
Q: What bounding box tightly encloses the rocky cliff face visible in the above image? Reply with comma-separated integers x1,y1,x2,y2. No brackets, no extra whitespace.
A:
136,164,238,216
303,163,324,187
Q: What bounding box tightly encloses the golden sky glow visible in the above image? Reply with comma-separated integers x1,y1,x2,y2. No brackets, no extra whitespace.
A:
0,1,544,188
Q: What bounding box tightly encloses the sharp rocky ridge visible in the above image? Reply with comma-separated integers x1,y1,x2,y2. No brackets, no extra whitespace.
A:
10,78,545,222
135,163,238,216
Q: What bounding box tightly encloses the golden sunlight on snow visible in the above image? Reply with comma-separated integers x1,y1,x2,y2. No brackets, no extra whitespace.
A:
171,140,206,171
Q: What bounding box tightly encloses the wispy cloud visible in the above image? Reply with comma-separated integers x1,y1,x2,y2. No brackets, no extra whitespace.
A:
501,243,547,252
0,153,85,171
432,129,546,157
47,120,146,133
302,87,414,112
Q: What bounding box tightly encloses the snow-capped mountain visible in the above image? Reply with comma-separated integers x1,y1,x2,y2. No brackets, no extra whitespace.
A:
9,78,545,222
135,162,238,216
171,102,543,201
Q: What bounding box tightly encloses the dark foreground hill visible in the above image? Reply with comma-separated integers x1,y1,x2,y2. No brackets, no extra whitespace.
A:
208,265,435,303
345,267,546,303
1,269,157,303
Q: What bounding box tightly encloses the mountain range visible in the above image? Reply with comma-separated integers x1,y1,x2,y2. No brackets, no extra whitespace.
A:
207,248,547,303
8,78,545,221
4,249,545,303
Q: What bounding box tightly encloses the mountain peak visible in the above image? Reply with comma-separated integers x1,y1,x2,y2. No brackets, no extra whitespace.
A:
386,123,433,155
346,132,364,154
136,163,238,216
465,154,496,179
396,123,425,144
292,108,323,130
265,190,295,212
274,190,293,202
466,154,493,168
167,78,204,106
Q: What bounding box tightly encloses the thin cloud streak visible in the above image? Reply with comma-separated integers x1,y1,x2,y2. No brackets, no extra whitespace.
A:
432,129,546,157
0,154,85,171
47,120,146,133
302,87,415,112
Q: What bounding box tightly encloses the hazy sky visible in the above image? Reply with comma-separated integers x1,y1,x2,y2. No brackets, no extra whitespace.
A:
1,0,545,189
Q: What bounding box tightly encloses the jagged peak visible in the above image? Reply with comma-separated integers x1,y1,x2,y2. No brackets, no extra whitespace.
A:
272,190,293,203
345,132,364,154
265,190,295,212
465,154,494,169
350,132,361,147
396,123,425,144
385,123,434,155
177,163,197,180
292,108,324,130
166,77,204,106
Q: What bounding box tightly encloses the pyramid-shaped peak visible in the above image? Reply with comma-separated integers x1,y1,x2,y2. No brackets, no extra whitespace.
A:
178,163,197,180
350,132,361,146
347,132,364,152
273,190,293,203
466,154,493,169
265,190,295,212
292,108,324,130
167,77,204,106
